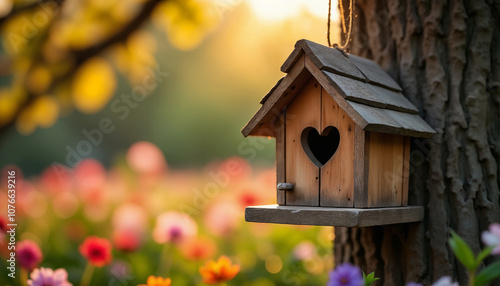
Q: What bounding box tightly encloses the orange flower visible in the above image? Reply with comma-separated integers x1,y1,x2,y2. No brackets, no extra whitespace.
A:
199,256,240,284
138,275,171,286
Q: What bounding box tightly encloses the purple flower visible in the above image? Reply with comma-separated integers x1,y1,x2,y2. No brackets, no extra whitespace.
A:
481,223,500,255
327,263,363,286
27,268,72,286
406,283,423,286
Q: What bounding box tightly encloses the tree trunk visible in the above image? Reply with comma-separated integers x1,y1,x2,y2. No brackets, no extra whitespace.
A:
334,0,500,285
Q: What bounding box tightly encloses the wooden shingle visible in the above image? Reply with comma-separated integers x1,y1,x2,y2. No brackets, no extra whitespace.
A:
242,39,435,139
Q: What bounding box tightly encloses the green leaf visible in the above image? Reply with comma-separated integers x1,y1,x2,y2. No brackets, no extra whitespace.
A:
475,261,500,286
475,247,494,268
449,230,476,271
363,271,379,286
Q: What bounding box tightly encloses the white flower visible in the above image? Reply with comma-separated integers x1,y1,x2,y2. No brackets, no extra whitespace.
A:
432,276,459,286
481,223,500,255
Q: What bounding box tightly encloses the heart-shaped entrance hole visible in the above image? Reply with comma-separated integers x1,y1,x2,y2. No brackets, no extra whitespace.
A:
301,126,340,167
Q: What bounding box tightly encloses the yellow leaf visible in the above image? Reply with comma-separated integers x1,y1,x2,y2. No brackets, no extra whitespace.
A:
0,89,18,126
30,95,59,128
72,58,116,113
112,31,157,84
153,0,219,51
16,109,36,135
27,65,52,94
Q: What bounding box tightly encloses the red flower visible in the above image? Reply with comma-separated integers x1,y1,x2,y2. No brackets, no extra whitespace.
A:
16,240,43,271
79,236,112,267
0,216,7,234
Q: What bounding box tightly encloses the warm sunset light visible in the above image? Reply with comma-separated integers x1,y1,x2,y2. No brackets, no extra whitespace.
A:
246,0,339,22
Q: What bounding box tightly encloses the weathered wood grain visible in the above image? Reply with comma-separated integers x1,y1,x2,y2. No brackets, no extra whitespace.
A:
276,113,286,205
304,56,369,130
281,40,366,81
320,88,355,207
347,101,435,138
366,132,405,207
353,125,367,207
245,205,424,227
285,78,321,206
349,54,402,91
401,136,411,206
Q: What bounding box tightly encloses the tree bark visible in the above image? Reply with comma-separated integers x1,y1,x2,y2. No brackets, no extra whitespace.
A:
334,0,500,285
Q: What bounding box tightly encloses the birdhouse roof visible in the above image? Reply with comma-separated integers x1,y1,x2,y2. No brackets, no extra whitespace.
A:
242,39,435,138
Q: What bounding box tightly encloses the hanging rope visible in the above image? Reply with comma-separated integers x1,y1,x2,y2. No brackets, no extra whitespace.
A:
327,0,354,55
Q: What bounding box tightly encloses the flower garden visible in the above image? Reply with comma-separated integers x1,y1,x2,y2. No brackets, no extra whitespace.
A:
0,141,333,286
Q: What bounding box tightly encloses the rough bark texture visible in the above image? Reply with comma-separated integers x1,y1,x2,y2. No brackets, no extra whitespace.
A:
334,0,500,285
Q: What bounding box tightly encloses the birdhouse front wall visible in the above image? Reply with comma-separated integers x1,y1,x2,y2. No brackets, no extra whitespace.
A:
275,77,410,208
279,77,356,207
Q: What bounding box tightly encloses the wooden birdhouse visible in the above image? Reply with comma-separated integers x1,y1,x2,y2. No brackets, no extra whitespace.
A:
243,40,435,227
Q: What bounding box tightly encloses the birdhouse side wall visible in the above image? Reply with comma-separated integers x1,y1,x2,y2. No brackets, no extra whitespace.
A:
364,132,410,207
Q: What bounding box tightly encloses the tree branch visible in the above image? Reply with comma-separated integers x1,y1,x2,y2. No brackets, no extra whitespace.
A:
0,0,64,27
0,0,162,138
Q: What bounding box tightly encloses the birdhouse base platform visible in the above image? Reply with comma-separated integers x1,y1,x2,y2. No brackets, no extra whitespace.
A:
245,205,424,227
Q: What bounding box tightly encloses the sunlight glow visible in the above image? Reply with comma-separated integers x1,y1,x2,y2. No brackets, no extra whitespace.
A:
246,0,339,22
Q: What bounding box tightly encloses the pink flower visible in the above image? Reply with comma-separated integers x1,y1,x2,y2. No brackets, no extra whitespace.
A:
112,229,142,252
126,141,167,175
293,241,316,260
40,165,73,193
73,159,106,191
27,267,72,286
16,240,43,271
482,223,500,255
204,202,240,237
112,204,147,233
152,211,197,244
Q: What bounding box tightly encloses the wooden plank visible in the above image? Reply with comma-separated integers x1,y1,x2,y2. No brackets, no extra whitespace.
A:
323,71,387,109
297,40,366,80
353,125,367,207
348,101,435,138
304,56,369,131
401,136,411,206
276,113,286,205
365,84,419,114
384,108,436,138
349,54,402,91
281,46,303,73
347,101,403,134
260,77,284,104
324,72,420,115
242,54,312,137
366,132,405,207
245,204,424,227
320,88,354,207
285,78,321,206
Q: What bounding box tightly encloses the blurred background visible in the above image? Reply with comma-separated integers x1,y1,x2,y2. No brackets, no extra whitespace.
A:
0,0,338,175
0,0,340,285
